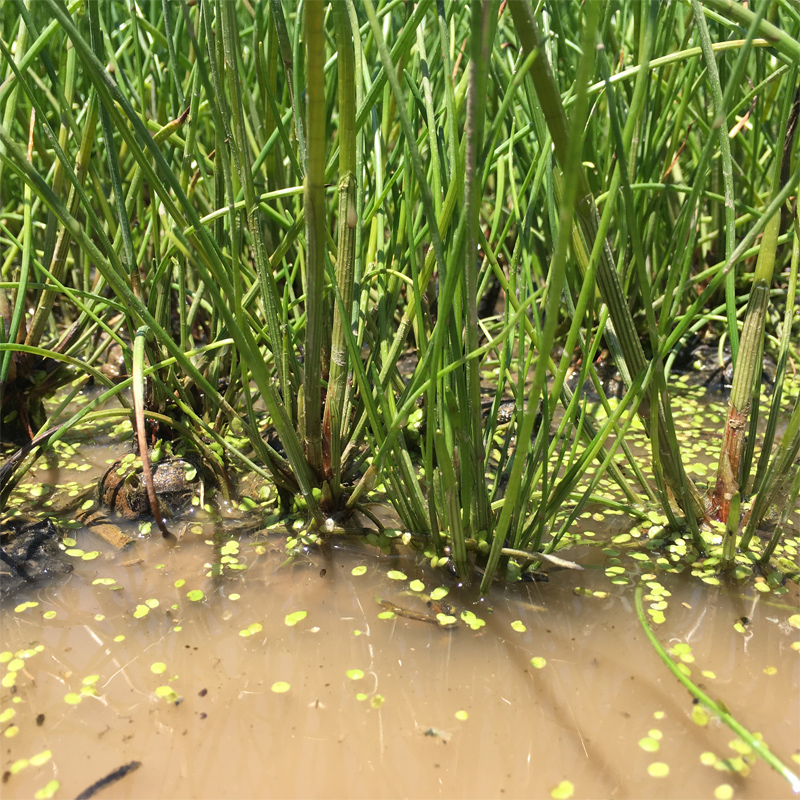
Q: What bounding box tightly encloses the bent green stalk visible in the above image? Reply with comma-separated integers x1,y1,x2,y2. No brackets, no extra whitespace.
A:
635,582,800,793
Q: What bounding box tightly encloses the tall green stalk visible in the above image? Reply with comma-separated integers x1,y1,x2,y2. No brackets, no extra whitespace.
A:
710,79,797,521
507,0,705,522
462,0,495,542
302,0,327,479
323,1,358,499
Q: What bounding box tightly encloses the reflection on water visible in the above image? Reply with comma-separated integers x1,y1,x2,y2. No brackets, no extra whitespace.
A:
2,528,798,800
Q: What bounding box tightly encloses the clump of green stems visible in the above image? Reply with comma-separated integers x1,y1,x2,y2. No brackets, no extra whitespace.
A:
1,1,798,592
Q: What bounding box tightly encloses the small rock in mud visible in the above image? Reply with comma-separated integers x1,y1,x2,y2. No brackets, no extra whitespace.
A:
99,455,204,520
0,517,73,599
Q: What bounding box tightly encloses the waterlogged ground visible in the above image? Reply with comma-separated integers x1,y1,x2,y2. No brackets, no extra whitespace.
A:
2,378,800,799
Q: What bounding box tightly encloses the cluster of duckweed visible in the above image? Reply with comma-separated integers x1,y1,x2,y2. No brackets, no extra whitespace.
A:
1,642,60,798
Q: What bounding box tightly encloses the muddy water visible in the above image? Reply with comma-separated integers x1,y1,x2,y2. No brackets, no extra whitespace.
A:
2,525,799,800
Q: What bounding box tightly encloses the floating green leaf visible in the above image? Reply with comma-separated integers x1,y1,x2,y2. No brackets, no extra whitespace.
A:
155,685,180,703
285,611,308,626
550,781,574,799
34,780,59,799
639,737,660,753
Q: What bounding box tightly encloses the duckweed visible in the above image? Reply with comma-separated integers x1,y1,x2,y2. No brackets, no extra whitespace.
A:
550,780,574,799
638,737,660,753
285,611,307,626
34,780,59,799
460,610,486,630
155,685,181,703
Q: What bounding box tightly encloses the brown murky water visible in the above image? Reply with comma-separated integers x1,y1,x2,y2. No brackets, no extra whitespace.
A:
3,380,800,800
2,519,799,800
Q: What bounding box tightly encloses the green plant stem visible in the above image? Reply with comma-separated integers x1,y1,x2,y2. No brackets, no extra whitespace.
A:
302,0,327,478
323,1,358,498
635,582,800,793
